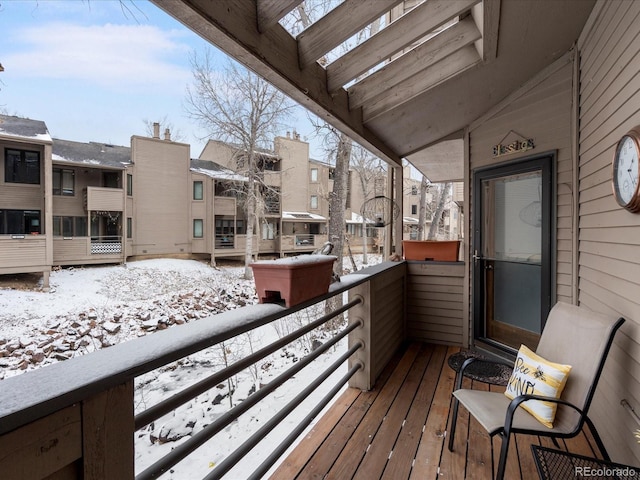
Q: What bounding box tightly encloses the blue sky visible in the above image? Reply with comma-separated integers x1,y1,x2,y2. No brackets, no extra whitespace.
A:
0,0,318,158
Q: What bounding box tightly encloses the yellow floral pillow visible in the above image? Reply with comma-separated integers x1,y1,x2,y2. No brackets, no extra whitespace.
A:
504,345,572,428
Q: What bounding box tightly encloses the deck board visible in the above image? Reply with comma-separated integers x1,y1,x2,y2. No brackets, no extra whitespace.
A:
270,342,598,480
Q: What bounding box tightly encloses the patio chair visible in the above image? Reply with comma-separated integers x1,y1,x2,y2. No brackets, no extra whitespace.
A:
447,302,625,480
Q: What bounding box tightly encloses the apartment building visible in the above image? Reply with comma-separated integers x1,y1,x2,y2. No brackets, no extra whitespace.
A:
0,115,53,285
1,114,465,284
1,117,370,282
402,166,463,241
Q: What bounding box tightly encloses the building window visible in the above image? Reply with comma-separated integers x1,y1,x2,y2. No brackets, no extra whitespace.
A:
310,168,318,182
193,219,204,238
53,168,75,196
411,185,418,195
127,174,133,196
53,216,88,236
0,210,41,234
236,220,245,235
262,222,275,240
103,171,120,188
310,195,318,209
193,181,204,200
127,217,132,239
5,149,40,184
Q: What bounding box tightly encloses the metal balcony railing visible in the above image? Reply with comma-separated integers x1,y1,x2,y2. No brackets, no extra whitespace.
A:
136,297,362,480
0,261,407,480
90,235,122,254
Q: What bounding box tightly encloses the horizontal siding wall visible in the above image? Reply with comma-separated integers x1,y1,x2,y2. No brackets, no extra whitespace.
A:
371,263,406,380
0,238,47,269
406,262,464,345
466,55,577,349
578,0,640,466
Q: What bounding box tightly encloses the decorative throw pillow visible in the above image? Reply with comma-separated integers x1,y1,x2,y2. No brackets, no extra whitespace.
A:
504,344,572,428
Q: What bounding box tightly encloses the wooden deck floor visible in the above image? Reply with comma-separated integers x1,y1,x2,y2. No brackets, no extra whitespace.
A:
271,342,602,480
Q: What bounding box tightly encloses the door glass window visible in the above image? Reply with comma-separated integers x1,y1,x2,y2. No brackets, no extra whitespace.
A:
474,157,552,351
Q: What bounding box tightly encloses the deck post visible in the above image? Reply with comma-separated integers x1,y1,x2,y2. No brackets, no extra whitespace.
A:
348,279,373,390
82,381,135,479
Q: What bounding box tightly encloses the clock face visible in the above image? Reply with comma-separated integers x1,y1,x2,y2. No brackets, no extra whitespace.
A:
614,134,640,209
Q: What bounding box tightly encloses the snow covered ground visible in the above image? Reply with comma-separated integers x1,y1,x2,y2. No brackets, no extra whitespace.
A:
0,254,382,479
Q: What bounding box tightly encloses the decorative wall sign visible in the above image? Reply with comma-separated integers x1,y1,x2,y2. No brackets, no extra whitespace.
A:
493,130,535,158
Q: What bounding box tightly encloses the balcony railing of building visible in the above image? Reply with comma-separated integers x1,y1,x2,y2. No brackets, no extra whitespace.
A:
215,234,235,249
83,186,124,212
0,261,406,480
90,235,122,254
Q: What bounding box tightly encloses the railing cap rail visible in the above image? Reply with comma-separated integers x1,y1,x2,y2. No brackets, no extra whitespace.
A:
0,261,404,435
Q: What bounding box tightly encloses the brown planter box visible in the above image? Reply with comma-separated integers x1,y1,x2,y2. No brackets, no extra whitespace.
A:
250,255,337,307
403,240,461,261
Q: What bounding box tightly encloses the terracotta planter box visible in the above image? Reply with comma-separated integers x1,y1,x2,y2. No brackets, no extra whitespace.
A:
250,255,337,307
403,240,461,261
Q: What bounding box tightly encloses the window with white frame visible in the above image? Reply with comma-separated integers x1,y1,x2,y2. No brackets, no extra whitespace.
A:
310,168,318,182
310,195,319,209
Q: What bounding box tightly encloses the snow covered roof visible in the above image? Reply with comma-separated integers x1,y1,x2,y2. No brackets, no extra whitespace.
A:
204,139,281,160
190,159,247,182
346,212,375,224
52,138,131,169
403,217,419,224
0,114,51,143
282,211,326,222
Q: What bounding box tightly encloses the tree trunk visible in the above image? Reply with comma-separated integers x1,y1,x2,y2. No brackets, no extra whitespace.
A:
361,219,368,264
244,177,257,279
428,183,450,240
418,176,429,240
328,132,351,276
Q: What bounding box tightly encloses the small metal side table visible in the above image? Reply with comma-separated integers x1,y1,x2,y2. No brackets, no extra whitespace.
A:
447,350,512,386
531,445,640,480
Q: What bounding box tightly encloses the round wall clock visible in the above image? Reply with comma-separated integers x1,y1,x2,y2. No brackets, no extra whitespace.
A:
612,128,640,213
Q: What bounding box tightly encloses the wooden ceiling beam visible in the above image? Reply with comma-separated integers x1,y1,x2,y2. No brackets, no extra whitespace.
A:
326,0,481,92
348,16,481,109
297,0,402,68
150,0,402,167
256,0,304,33
362,45,481,122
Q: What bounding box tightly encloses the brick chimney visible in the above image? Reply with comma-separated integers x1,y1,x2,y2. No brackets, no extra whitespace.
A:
164,128,171,141
153,122,160,139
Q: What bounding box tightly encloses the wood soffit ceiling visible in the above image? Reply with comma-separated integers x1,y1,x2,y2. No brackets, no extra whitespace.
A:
151,0,596,181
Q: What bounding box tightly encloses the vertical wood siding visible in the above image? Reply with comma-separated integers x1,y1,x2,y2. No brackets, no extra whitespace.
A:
578,0,640,466
406,262,464,345
130,137,191,256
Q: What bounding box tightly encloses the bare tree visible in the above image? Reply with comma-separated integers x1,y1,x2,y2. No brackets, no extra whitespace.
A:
418,176,430,240
350,145,386,264
142,116,187,143
185,51,294,278
292,3,382,276
427,182,451,240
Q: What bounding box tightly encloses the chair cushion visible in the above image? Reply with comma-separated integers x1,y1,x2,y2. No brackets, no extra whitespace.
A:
504,345,572,428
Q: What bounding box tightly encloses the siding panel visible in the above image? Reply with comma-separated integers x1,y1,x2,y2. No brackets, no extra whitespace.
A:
578,0,640,465
406,262,464,345
469,56,577,330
